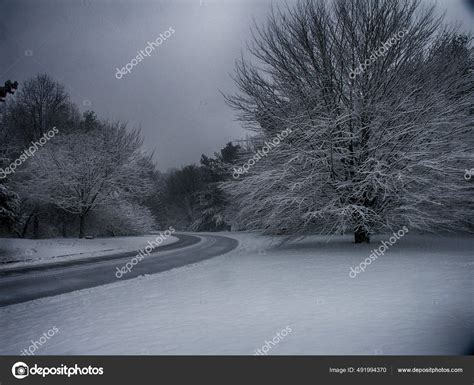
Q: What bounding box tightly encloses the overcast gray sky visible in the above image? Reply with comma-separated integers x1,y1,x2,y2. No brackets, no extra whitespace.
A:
0,0,472,171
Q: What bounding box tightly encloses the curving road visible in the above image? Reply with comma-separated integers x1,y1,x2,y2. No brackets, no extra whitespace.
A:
0,233,238,307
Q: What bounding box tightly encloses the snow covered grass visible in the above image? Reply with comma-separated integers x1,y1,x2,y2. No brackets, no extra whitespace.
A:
0,234,178,270
0,232,472,355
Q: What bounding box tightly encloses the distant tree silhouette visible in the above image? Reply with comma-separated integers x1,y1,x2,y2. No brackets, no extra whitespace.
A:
0,80,18,102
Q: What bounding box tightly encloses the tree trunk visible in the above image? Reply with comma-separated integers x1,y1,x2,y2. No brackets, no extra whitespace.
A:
184,196,193,225
20,213,34,238
33,214,40,239
62,221,67,238
354,227,370,243
79,214,86,239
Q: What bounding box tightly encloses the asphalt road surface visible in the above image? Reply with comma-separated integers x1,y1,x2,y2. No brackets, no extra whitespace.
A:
0,233,238,307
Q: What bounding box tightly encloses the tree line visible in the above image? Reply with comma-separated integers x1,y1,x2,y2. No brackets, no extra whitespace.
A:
0,74,240,238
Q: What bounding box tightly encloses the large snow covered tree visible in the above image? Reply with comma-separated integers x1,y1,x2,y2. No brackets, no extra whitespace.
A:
20,122,155,238
223,0,473,242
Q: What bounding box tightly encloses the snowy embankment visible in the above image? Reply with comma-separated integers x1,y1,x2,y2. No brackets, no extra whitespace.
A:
0,234,178,270
0,232,472,355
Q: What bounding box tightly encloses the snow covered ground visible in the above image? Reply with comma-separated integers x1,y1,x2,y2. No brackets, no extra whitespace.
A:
0,234,178,270
0,232,472,355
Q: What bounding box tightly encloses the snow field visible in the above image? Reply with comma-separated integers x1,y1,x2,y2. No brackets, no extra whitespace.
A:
0,232,472,355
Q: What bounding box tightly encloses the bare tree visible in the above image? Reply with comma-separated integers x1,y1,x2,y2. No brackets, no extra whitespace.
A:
2,74,78,144
223,0,473,242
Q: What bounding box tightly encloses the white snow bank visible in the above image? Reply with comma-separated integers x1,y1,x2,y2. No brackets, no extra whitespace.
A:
0,234,178,270
0,232,472,355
